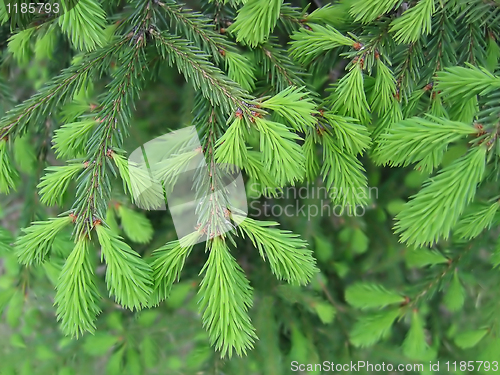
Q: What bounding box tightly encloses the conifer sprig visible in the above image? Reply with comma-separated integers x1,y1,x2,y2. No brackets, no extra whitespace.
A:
0,38,130,140
54,239,102,337
320,133,368,212
198,237,257,358
16,216,73,266
52,119,97,159
236,217,318,285
373,116,479,170
289,24,354,65
253,117,305,185
436,64,500,101
38,164,85,206
0,140,18,194
331,64,371,124
395,145,488,247
350,0,402,23
323,112,371,155
150,232,200,306
229,0,283,47
390,0,436,44
74,40,150,235
151,30,252,115
259,86,317,131
96,225,153,310
156,0,232,61
257,40,307,91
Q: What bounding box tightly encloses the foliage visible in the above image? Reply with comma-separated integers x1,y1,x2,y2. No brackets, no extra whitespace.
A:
1,0,500,374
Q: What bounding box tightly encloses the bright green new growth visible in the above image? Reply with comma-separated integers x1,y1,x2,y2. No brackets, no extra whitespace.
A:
16,216,73,266
96,225,153,311
237,217,318,285
229,0,283,47
54,239,102,338
0,139,18,193
345,283,405,310
2,0,500,366
395,146,487,247
198,237,257,358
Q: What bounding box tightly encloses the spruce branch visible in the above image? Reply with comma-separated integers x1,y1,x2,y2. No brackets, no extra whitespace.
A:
54,238,102,338
74,39,150,235
115,205,154,244
155,0,232,61
257,40,307,91
52,119,98,159
253,117,305,186
320,132,369,212
454,201,500,240
373,115,480,171
150,232,199,306
151,30,253,115
436,64,500,101
229,0,283,47
0,38,131,140
350,0,402,23
58,0,107,51
289,24,354,65
345,283,406,310
260,86,318,131
111,152,165,211
395,145,488,247
96,224,153,311
390,0,436,44
331,64,371,124
322,112,371,155
38,163,85,206
350,309,401,347
235,216,318,285
16,216,73,266
154,0,257,90
214,117,249,168
0,140,19,194
198,237,257,358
